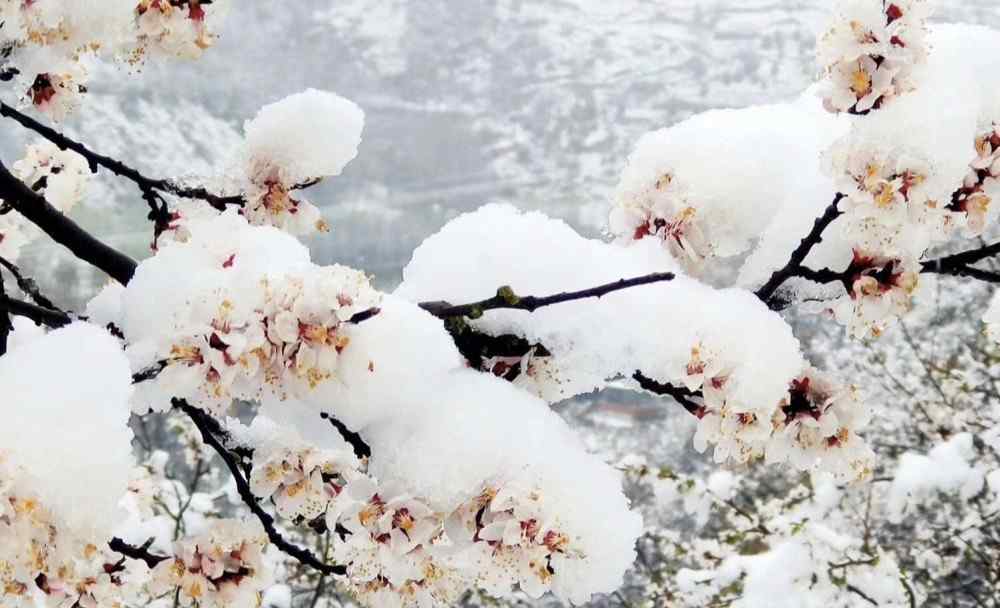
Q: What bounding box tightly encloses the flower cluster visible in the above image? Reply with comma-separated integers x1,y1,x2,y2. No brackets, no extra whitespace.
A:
249,442,361,521
321,475,587,606
676,346,873,481
239,89,365,236
609,171,712,270
149,519,270,608
831,249,920,339
0,455,148,608
140,263,381,414
132,0,219,61
949,125,1000,236
0,141,90,261
767,368,874,480
1,0,227,119
818,0,930,114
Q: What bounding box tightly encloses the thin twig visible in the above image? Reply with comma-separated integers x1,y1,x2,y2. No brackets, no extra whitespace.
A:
420,272,676,319
108,537,169,569
755,194,845,306
319,412,371,460
0,255,58,310
631,371,704,416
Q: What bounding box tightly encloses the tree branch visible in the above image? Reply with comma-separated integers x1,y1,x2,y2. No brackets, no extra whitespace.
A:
0,274,10,356
755,194,846,308
0,102,244,211
174,399,346,577
0,296,72,328
108,537,169,569
0,255,59,310
320,412,371,460
419,272,676,319
631,371,704,416
0,161,138,285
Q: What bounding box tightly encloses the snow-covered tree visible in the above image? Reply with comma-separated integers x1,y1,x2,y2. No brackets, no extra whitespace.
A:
0,1,998,606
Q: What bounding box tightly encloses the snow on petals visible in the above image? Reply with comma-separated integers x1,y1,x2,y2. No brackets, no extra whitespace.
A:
239,89,365,236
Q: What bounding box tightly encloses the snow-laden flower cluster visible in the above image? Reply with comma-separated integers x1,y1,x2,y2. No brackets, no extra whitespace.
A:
0,323,139,606
155,90,364,245
818,0,930,114
0,140,90,261
124,213,381,414
149,519,271,608
0,455,150,608
240,89,364,236
949,124,1000,236
609,100,840,274
0,0,228,119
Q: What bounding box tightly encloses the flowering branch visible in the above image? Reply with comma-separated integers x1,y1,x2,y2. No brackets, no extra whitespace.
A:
0,161,138,284
420,272,676,319
174,399,347,577
755,193,846,308
0,102,244,211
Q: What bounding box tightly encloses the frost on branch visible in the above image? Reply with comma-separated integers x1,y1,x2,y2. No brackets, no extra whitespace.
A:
818,0,929,114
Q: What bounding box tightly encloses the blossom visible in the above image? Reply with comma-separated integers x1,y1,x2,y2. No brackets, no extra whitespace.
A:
767,368,874,480
133,0,219,60
818,1,929,114
948,126,1000,236
149,519,271,608
249,443,360,521
12,140,91,212
831,250,920,339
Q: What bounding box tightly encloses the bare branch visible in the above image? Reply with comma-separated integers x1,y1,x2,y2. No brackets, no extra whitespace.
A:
420,272,676,319
320,412,371,460
0,161,138,284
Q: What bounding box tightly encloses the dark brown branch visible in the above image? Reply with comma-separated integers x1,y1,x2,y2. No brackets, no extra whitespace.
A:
0,102,244,211
320,412,371,460
132,360,168,384
755,194,846,308
0,255,58,310
632,371,704,416
108,537,169,569
921,240,1000,273
0,296,72,328
420,272,676,319
0,161,138,285
174,399,346,576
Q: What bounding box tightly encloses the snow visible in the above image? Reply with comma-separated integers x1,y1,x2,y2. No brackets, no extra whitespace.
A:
888,433,987,523
0,322,134,539
242,89,365,186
